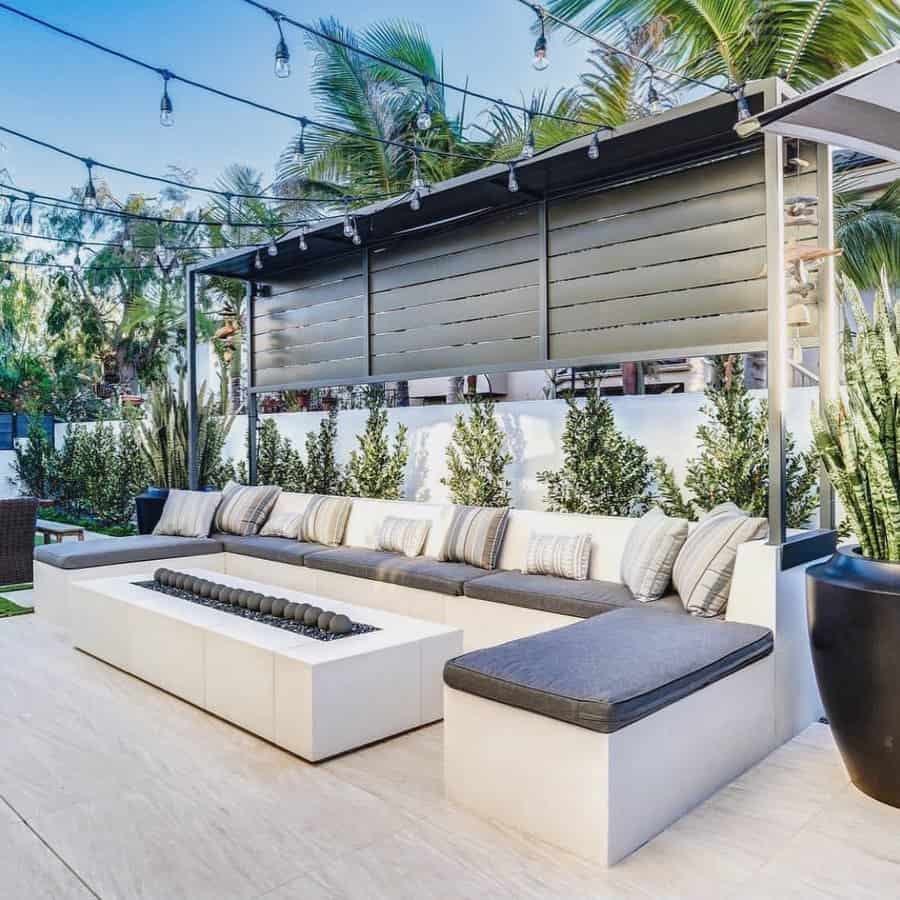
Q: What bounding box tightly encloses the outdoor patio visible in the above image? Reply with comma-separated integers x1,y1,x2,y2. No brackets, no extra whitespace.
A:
2,600,897,900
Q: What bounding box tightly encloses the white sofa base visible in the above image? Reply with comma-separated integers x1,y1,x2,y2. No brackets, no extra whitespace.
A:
444,655,777,866
32,555,225,635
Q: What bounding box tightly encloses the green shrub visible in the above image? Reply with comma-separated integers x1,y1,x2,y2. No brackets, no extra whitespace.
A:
346,388,408,499
442,397,511,508
538,387,653,517
11,407,56,498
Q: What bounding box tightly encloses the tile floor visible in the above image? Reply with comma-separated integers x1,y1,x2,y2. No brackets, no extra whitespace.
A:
1,598,898,900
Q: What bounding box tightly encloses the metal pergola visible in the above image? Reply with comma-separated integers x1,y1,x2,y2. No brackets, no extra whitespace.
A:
184,64,900,564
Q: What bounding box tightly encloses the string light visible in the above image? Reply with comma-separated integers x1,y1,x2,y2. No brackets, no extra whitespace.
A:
82,159,98,209
733,85,752,122
410,150,426,211
646,68,662,115
342,203,354,239
22,194,33,233
254,249,263,270
122,228,133,252
522,113,535,159
588,130,601,160
507,162,519,193
292,118,306,167
298,224,308,251
532,9,549,71
2,199,13,228
72,245,83,275
159,70,174,127
267,237,278,257
1,268,12,288
271,12,291,78
416,77,433,131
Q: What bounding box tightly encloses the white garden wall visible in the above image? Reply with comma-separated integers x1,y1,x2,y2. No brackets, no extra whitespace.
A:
0,450,19,499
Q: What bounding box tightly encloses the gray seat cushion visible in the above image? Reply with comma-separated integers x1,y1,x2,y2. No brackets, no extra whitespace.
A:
213,533,324,566
463,570,684,619
443,608,773,733
34,535,224,570
304,547,487,596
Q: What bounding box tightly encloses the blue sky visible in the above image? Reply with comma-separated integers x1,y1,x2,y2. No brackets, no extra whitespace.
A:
0,0,590,204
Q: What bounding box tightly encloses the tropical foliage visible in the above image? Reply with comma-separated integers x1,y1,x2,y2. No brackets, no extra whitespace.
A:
538,384,654,516
813,273,899,560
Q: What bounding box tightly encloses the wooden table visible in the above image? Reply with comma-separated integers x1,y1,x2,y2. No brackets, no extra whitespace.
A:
35,519,84,544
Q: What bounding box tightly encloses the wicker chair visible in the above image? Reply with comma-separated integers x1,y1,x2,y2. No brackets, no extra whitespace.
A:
0,497,39,586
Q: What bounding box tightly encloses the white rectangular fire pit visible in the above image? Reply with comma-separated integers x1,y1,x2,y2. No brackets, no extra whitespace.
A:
69,568,463,761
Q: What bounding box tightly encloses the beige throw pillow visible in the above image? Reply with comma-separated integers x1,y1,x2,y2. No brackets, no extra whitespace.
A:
439,506,509,570
300,495,353,547
377,516,431,558
153,489,222,539
620,508,689,602
524,532,592,581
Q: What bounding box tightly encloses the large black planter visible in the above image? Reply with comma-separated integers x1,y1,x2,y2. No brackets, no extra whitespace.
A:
135,489,168,535
807,546,900,807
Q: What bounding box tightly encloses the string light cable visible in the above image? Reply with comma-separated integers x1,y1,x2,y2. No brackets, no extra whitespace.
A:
0,2,512,169
0,123,406,207
239,0,612,133
511,1,752,120
0,228,275,253
0,257,167,273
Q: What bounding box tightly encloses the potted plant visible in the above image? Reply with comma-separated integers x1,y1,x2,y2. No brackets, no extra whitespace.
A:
809,272,900,807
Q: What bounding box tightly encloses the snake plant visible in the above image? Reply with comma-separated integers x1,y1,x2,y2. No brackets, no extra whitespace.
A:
812,272,900,561
139,381,233,490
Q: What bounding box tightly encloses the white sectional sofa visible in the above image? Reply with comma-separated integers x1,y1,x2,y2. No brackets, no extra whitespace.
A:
32,492,829,865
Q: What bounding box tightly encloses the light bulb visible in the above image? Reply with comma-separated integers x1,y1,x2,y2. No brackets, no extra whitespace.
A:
522,130,535,159
274,35,291,78
22,205,33,234
1,270,12,289
352,231,361,246
298,229,308,251
735,90,752,122
532,28,549,71
343,212,354,238
254,250,263,271
293,133,305,167
122,236,133,252
73,249,82,275
647,81,662,116
507,164,519,193
267,238,278,257
410,190,421,212
2,201,13,228
588,131,601,160
159,81,174,127
416,104,432,132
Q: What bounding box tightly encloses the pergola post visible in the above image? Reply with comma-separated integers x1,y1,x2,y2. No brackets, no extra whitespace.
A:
764,82,788,546
246,280,259,485
816,143,839,530
186,269,199,491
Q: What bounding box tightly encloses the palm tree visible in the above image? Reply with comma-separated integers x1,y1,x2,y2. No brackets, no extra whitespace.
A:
546,0,899,90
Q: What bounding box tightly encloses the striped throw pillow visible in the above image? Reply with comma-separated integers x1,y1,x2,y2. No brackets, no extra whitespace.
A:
377,516,431,558
214,483,281,536
300,495,353,547
259,493,314,539
673,509,768,617
153,489,222,538
620,507,689,602
439,506,509,570
524,532,592,581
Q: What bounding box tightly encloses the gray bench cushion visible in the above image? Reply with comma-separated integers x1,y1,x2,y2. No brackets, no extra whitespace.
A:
463,570,684,619
34,535,224,570
213,533,324,566
304,547,487,596
443,608,773,733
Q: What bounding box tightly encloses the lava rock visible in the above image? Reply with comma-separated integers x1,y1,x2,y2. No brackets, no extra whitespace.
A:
259,595,274,615
271,597,288,617
304,606,323,626
329,614,352,635
317,611,335,631
293,603,310,623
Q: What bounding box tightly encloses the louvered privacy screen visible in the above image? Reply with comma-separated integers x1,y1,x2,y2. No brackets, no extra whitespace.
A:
253,146,818,389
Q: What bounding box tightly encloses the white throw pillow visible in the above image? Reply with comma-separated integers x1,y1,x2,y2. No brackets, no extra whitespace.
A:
153,489,222,539
377,516,431,558
524,532,592,581
300,495,353,547
620,508,689,602
260,492,314,539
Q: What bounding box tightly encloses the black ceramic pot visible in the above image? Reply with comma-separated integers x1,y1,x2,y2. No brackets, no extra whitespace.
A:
807,546,900,807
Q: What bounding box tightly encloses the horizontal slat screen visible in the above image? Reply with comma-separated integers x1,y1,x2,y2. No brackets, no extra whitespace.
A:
253,254,367,387
252,146,821,389
369,206,541,375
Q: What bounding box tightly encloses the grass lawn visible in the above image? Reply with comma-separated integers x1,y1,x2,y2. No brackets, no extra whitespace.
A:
0,583,33,617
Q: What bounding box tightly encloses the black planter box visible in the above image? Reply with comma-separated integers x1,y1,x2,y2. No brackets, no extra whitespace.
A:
135,491,168,535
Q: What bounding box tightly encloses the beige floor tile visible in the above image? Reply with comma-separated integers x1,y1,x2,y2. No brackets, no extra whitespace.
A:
0,820,95,899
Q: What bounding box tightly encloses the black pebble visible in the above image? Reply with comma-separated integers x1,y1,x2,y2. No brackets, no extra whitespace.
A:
271,598,288,617
304,606,323,626
329,614,352,635
317,611,335,631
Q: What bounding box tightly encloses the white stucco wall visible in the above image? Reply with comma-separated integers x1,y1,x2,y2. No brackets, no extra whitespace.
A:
0,450,18,499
